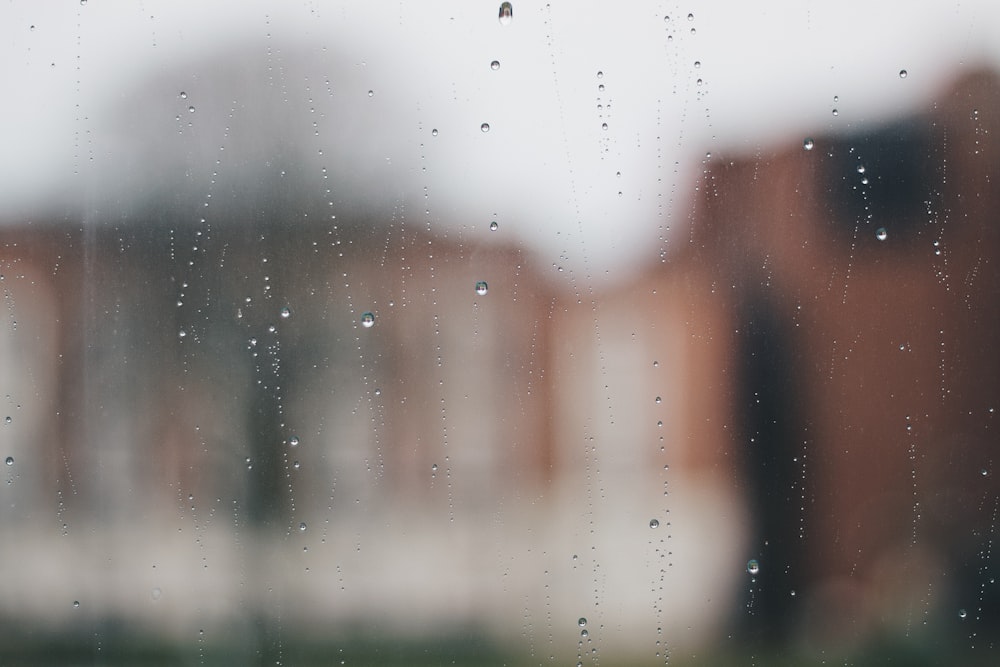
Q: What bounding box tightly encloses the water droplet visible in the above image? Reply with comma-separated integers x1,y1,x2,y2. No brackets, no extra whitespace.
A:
747,559,760,575
490,60,500,70
596,70,604,79
4,457,12,466
73,600,80,608
489,220,499,231
875,227,888,241
803,138,814,151
481,122,490,132
899,69,908,79
289,436,300,447
431,463,438,472
655,396,662,404
687,13,695,21
959,608,968,619
179,91,187,99
4,416,10,424
694,60,701,68
361,312,375,328
188,106,196,113
151,587,162,600
856,164,866,174
475,281,488,295
578,617,587,627
178,329,187,338
832,108,839,116
649,519,660,529
280,307,291,319
299,522,307,532
367,90,374,97
498,2,513,25
581,629,589,638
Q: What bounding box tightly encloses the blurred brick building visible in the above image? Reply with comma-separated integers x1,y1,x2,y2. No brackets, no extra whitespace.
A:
688,67,1000,646
0,67,996,659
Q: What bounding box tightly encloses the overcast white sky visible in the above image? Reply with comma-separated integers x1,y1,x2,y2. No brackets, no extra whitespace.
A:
2,0,999,283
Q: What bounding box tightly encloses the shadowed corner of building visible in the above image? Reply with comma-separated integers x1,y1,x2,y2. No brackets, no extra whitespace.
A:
686,65,1000,653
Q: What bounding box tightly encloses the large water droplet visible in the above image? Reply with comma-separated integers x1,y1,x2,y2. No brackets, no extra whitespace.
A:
481,122,490,133
803,138,814,151
491,60,500,71
959,608,968,619
4,456,12,466
875,227,888,241
289,435,300,447
475,281,488,295
498,2,513,25
489,220,499,231
747,559,760,575
299,522,307,532
361,312,375,328
578,617,587,627
899,69,908,79
280,306,291,319
649,518,660,529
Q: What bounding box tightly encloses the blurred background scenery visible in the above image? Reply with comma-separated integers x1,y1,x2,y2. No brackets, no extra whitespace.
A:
1,1,999,665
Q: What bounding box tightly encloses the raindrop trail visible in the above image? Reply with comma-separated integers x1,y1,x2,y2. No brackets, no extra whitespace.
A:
542,6,609,641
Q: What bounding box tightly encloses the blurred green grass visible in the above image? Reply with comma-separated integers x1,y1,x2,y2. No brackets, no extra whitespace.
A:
0,624,997,666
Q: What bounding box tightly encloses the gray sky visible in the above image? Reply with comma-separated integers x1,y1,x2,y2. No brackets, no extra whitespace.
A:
3,0,999,283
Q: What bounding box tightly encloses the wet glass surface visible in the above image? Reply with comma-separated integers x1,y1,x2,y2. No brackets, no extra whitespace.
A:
1,1,999,664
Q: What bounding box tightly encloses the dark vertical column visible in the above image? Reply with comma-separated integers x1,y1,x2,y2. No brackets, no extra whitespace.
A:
738,296,808,644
